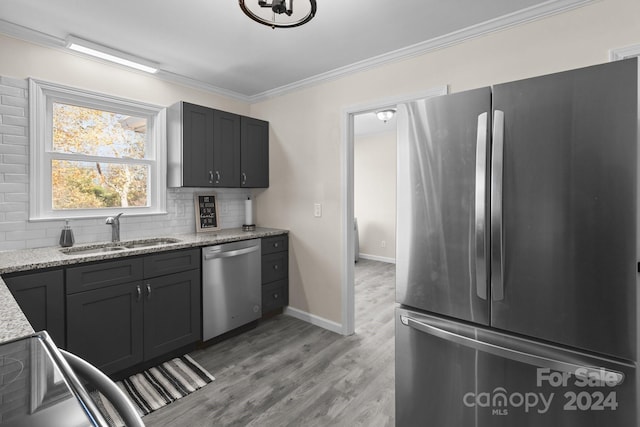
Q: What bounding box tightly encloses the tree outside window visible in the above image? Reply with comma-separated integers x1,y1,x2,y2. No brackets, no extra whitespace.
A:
51,104,149,210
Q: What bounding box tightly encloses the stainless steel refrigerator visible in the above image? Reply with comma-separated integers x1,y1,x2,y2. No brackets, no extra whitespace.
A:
395,58,639,426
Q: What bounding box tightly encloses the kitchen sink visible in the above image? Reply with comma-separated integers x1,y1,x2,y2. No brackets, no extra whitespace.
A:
60,238,182,255
61,246,126,255
122,238,181,249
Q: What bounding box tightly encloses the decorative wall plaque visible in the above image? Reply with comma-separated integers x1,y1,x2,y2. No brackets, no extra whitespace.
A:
194,193,220,232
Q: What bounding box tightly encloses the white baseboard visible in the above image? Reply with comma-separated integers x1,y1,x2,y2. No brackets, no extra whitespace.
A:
283,306,345,335
358,253,396,264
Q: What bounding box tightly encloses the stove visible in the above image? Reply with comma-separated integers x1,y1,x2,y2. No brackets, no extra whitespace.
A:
0,332,110,426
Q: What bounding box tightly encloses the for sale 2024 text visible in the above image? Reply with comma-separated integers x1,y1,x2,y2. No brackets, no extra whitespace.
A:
463,367,623,416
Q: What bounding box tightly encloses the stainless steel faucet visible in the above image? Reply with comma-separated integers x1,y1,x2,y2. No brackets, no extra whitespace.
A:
106,213,124,242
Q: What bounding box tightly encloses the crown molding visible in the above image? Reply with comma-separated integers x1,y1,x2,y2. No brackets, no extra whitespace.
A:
0,0,595,104
248,0,595,102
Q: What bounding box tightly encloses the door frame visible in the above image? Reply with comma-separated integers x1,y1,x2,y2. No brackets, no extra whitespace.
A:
340,85,448,335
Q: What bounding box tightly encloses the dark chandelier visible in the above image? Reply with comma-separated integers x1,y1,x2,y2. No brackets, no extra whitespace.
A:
239,0,317,29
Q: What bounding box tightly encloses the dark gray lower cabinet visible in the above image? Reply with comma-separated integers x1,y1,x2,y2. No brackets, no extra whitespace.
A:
261,235,288,314
4,269,65,347
66,249,201,375
67,282,143,374
143,269,201,360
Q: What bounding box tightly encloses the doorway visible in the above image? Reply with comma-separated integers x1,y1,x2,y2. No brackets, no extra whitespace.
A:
340,86,447,335
353,111,398,265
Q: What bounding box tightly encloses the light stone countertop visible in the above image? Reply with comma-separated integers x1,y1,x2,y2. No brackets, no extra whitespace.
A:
0,278,35,343
0,227,288,344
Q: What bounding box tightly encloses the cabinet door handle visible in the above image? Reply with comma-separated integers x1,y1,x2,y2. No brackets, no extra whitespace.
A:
146,284,152,300
273,293,279,299
215,171,221,183
242,172,247,185
273,264,279,270
208,170,214,183
136,285,142,302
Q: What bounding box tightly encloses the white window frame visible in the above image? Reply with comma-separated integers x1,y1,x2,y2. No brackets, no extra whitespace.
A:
29,78,167,220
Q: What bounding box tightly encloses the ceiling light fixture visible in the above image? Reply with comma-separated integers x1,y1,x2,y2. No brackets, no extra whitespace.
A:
376,109,396,123
66,35,159,74
239,0,317,29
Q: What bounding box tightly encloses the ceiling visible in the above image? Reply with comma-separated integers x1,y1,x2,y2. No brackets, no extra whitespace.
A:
0,0,590,101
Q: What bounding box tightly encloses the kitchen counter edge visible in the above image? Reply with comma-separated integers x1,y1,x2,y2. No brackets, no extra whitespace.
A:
0,227,288,344
0,227,288,275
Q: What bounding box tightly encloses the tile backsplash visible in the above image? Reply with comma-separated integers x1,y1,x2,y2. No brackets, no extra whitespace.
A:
0,75,250,251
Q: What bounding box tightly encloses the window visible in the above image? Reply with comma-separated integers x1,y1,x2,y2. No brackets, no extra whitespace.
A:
29,79,166,220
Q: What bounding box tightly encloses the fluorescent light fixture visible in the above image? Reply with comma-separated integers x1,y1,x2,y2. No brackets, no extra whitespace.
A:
66,35,159,74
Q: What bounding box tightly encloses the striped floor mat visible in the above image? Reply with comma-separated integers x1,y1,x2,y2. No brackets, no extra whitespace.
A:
90,355,215,427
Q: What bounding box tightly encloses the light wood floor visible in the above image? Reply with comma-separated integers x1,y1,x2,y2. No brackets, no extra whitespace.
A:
143,259,396,427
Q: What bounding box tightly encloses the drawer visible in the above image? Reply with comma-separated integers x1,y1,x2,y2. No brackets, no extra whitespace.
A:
143,248,200,278
67,258,143,294
262,280,288,313
262,252,288,284
261,235,288,255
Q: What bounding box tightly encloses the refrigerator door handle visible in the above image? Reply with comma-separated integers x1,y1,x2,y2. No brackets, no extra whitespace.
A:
475,112,489,300
491,109,505,301
400,314,625,386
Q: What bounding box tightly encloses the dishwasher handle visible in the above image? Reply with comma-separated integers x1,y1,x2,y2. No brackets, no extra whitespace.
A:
203,244,260,260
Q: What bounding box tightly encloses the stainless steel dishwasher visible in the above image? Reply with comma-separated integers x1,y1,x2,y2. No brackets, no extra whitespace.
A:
202,239,261,341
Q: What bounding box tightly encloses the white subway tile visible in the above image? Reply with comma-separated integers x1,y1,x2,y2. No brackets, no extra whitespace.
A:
5,211,28,221
1,95,28,108
0,77,28,89
0,105,24,117
2,154,28,164
2,135,28,145
0,125,25,137
0,85,24,97
5,229,45,241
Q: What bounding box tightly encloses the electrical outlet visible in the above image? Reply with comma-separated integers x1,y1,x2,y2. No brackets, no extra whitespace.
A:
314,203,322,217
220,202,229,214
381,240,386,248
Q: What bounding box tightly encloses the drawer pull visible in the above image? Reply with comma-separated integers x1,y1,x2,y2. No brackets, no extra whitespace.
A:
273,293,279,299
273,264,279,270
273,242,279,248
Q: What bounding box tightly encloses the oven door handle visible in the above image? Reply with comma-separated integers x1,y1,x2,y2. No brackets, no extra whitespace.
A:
60,349,144,427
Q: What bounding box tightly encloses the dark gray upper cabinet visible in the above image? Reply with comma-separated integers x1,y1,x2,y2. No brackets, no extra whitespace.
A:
240,116,269,188
4,269,66,347
181,102,214,187
168,101,268,188
212,110,241,187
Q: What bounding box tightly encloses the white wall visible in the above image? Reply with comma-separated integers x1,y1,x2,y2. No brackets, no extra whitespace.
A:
251,0,640,325
354,129,396,262
0,34,252,250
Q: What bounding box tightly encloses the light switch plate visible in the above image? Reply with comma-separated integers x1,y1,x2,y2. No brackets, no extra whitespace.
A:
314,203,322,217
